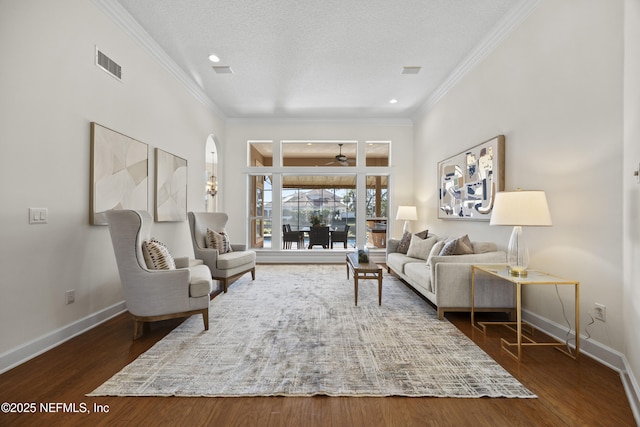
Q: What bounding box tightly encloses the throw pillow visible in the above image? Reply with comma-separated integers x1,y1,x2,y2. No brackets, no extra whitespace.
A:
414,229,429,239
406,235,438,260
453,234,474,255
142,238,176,270
206,228,233,253
397,231,412,254
426,239,446,267
438,239,458,256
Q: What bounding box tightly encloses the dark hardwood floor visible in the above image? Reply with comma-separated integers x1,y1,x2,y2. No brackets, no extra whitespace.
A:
0,284,635,426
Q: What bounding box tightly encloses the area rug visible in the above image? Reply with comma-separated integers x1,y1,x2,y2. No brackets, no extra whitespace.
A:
89,264,535,398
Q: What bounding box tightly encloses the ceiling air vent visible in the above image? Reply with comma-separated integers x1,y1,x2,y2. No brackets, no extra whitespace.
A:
212,66,233,74
401,66,421,75
95,47,122,81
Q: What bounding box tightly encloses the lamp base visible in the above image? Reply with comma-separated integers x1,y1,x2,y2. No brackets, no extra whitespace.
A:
509,266,528,277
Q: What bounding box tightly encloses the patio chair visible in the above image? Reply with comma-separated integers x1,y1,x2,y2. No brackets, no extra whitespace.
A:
308,226,330,249
330,225,350,249
283,224,304,249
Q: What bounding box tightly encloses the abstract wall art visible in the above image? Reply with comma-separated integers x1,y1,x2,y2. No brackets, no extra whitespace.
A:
90,122,148,225
155,148,187,222
437,135,505,221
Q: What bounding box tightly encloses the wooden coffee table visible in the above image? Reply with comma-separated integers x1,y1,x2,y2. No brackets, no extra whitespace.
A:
346,252,383,306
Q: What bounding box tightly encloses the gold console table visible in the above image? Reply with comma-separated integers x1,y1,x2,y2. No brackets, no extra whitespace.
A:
471,264,580,361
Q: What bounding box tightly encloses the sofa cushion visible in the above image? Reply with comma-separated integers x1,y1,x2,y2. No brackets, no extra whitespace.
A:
472,241,498,254
407,235,438,260
217,250,256,270
404,262,432,292
387,252,421,274
141,238,176,270
397,231,412,254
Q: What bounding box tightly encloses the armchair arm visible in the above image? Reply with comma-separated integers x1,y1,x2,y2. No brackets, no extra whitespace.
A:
174,256,190,268
194,247,220,269
231,244,248,251
122,268,192,317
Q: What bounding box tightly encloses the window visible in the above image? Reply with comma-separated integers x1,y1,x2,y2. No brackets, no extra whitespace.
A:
248,141,390,251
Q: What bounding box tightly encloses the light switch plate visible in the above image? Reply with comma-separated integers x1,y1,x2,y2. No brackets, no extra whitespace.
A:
29,208,48,224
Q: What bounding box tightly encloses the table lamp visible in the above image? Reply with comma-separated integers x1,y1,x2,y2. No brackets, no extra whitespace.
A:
489,190,552,277
396,205,417,233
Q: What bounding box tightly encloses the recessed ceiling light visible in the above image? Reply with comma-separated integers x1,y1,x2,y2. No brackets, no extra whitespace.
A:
389,99,398,104
208,54,220,63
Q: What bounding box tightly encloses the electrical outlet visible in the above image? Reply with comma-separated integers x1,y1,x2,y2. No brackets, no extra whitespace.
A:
594,303,606,321
65,290,75,305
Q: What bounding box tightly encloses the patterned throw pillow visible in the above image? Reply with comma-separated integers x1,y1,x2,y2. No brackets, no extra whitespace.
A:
206,228,233,254
438,239,458,256
438,235,475,256
142,238,176,270
397,231,413,254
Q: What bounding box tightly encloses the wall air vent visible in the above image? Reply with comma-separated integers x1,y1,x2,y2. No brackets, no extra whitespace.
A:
95,47,122,81
401,66,421,75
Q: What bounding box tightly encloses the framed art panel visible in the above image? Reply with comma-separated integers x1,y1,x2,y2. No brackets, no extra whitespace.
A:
155,148,187,222
90,122,148,225
437,135,505,221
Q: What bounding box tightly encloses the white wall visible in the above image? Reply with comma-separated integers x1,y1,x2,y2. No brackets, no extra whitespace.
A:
413,0,625,354
624,0,640,406
0,0,224,368
223,119,414,242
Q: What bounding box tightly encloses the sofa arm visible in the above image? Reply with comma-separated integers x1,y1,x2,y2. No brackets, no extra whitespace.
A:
433,258,514,311
430,251,507,307
387,238,400,256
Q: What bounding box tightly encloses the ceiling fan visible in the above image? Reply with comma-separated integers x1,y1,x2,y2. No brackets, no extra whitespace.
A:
326,143,355,166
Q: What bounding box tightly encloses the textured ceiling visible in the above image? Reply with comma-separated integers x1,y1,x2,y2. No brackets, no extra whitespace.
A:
114,0,531,119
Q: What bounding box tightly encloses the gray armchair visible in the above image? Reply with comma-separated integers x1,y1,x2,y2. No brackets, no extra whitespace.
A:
188,212,256,293
106,210,212,339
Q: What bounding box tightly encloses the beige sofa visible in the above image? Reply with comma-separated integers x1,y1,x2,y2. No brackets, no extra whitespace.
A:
386,234,515,320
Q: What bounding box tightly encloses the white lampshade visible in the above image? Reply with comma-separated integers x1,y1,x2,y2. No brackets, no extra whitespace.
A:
396,205,417,233
490,191,552,226
490,190,552,276
396,205,417,221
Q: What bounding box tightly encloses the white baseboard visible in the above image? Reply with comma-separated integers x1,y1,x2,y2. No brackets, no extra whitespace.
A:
0,301,126,375
523,309,640,424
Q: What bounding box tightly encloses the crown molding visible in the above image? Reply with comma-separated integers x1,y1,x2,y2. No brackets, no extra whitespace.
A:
91,0,227,119
412,0,540,120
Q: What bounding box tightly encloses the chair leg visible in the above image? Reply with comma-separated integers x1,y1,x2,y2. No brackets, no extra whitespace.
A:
251,267,256,280
202,308,209,331
223,278,229,293
133,319,144,340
